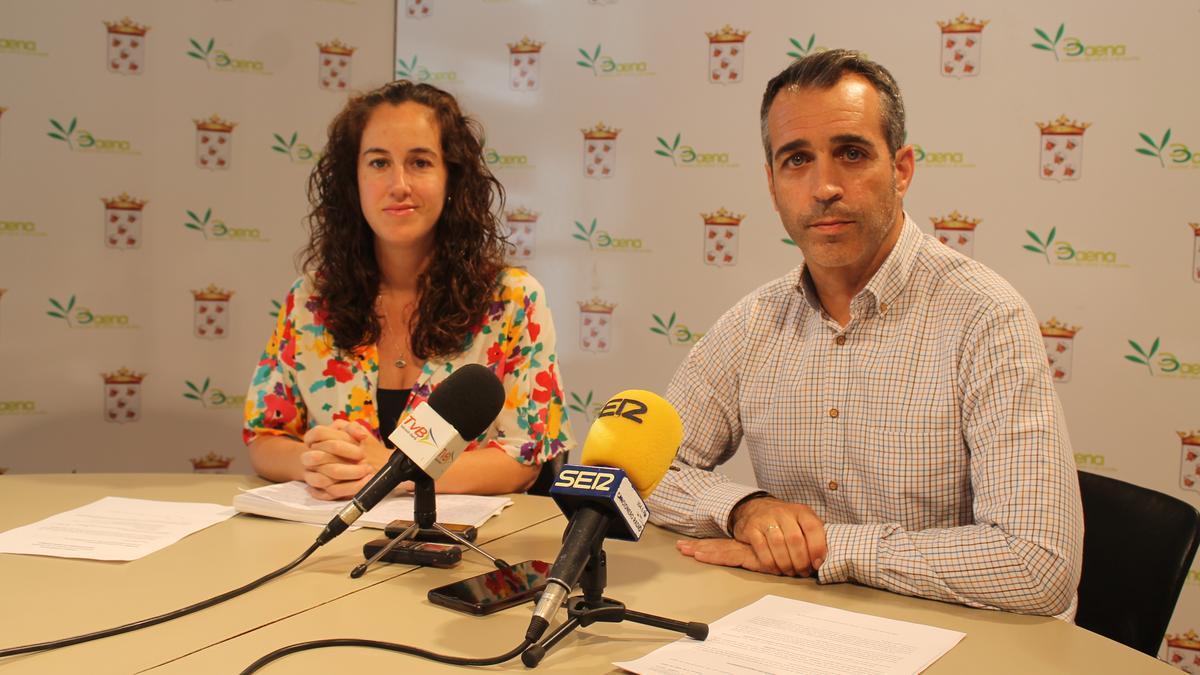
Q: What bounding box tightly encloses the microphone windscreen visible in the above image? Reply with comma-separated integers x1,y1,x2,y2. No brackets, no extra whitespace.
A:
580,389,682,497
426,363,505,440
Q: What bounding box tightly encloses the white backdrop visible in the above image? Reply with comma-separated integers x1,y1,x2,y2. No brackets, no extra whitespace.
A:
2,0,1200,663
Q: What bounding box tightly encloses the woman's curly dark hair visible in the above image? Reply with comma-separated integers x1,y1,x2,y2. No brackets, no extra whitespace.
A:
301,81,508,359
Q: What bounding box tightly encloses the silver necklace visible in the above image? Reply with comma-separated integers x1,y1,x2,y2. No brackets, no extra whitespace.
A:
377,298,409,369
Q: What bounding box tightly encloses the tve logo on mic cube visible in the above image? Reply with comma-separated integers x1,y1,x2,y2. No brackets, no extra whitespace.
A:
550,465,648,541
388,401,468,479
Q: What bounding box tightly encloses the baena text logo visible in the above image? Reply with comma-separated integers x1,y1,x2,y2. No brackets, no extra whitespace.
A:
187,37,270,74
1023,227,1128,267
182,377,246,409
1136,128,1200,170
47,117,137,154
1125,338,1200,379
913,143,973,168
0,219,46,237
46,295,135,329
0,37,47,56
654,132,736,168
395,54,457,83
485,146,530,169
184,208,267,242
649,311,704,347
270,131,317,163
572,218,646,252
1031,23,1134,62
0,399,43,416
1074,451,1111,472
575,44,652,76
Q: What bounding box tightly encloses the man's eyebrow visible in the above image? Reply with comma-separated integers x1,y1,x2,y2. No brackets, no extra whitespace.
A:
830,133,877,148
772,138,811,164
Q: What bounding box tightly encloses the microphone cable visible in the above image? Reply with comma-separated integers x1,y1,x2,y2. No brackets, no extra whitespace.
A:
240,637,534,674
0,540,321,659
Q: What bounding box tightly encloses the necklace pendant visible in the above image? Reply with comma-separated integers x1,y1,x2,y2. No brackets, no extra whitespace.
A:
394,358,407,368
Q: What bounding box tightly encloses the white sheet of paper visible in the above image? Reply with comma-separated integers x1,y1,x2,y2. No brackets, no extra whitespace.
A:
615,594,965,675
0,496,237,562
236,480,512,528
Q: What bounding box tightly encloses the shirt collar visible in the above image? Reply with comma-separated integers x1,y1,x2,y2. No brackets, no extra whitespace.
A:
793,212,922,318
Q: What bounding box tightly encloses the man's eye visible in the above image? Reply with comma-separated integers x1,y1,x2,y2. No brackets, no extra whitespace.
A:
844,148,864,161
786,154,808,167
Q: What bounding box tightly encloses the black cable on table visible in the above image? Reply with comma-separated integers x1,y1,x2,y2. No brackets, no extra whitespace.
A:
0,541,321,659
240,637,534,674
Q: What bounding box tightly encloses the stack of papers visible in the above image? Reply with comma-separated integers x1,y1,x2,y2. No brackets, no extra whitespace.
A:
616,595,965,675
0,497,236,562
232,481,512,529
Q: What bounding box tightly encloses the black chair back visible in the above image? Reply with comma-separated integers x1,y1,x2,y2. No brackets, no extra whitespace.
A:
1076,470,1200,656
527,450,567,496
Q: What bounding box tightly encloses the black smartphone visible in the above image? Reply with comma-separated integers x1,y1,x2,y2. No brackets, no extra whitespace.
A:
383,519,478,544
427,560,552,615
362,538,462,568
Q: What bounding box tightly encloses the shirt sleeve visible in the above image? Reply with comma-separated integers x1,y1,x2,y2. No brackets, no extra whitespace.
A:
485,273,573,466
242,280,310,445
646,296,764,538
818,299,1084,617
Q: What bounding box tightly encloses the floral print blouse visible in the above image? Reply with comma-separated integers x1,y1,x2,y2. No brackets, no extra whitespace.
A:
243,268,573,465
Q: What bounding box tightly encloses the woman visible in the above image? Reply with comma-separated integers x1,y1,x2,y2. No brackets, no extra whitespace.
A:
243,81,571,499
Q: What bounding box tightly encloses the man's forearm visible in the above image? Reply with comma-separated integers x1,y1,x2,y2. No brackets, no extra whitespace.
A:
821,521,1079,616
647,464,763,538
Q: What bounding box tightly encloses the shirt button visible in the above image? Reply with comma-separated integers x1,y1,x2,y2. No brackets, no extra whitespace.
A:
835,335,846,346
828,480,839,491
878,302,889,314
829,408,839,418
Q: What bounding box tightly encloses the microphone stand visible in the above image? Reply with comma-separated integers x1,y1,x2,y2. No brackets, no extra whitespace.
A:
351,476,511,578
520,537,708,668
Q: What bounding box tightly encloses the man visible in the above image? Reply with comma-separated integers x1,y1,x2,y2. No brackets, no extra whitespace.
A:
645,50,1083,618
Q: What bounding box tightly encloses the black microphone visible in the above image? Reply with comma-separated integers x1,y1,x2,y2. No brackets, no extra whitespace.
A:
314,363,504,546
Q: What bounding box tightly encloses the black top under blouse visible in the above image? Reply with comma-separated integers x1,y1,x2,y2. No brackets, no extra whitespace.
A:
376,388,411,450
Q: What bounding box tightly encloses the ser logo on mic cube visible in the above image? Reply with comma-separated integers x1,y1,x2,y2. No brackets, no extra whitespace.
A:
550,465,648,541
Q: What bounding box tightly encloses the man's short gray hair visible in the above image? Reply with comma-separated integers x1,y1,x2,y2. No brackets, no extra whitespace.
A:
760,49,906,164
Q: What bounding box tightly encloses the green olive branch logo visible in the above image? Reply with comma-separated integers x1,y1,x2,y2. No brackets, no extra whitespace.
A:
1031,24,1065,61
47,117,77,149
1125,338,1160,376
654,133,681,164
1023,227,1057,264
572,218,597,249
47,295,77,326
187,37,215,67
650,312,677,344
786,34,816,59
1135,129,1171,168
576,45,601,75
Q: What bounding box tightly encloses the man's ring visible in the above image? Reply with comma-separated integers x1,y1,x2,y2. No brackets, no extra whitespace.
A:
766,524,780,531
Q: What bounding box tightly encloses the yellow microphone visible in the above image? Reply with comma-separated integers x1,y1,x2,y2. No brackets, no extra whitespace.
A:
527,390,683,644
580,389,683,497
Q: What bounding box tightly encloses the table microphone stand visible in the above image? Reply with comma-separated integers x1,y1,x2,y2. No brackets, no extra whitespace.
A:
351,476,510,578
521,537,709,667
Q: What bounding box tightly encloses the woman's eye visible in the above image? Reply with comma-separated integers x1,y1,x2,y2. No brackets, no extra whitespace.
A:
369,158,388,169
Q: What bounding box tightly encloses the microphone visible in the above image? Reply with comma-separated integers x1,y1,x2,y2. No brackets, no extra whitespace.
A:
525,390,682,642
314,363,505,546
